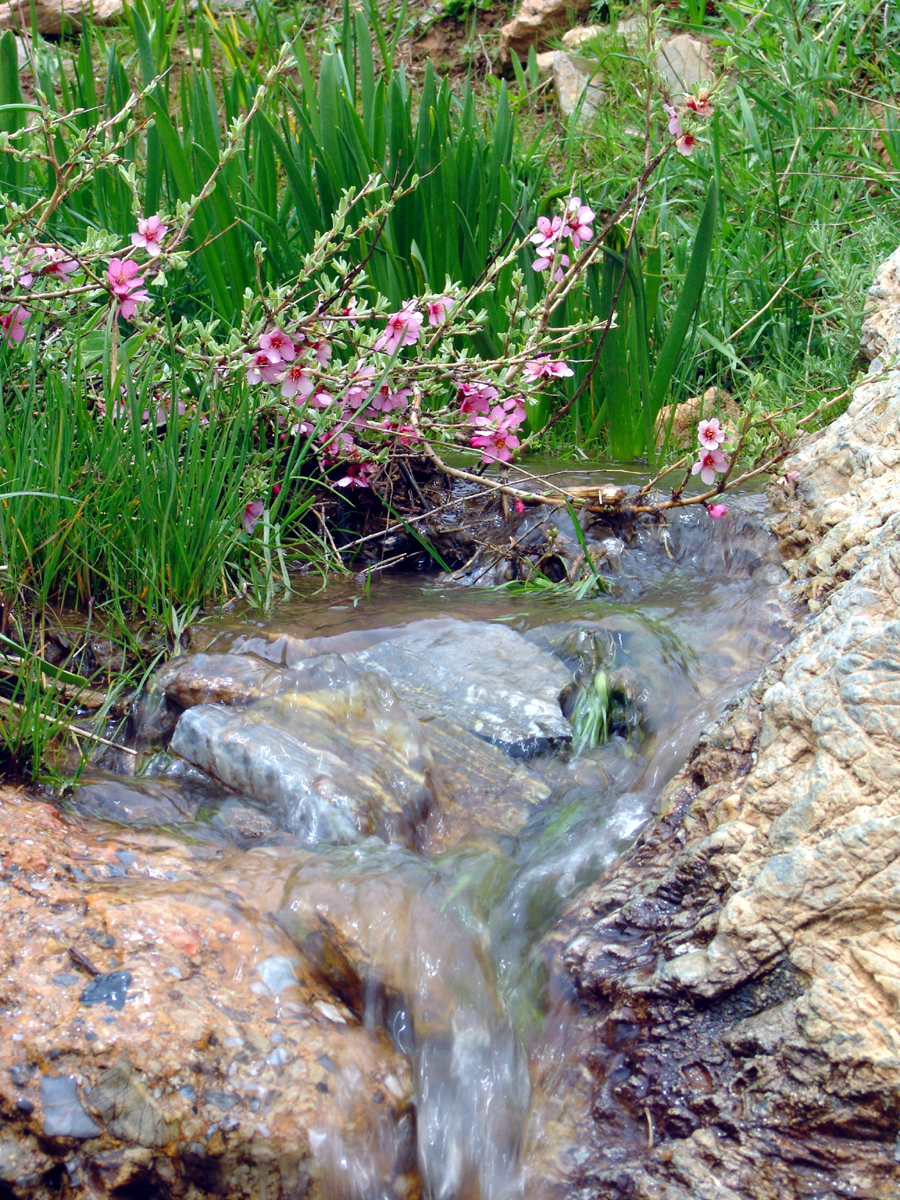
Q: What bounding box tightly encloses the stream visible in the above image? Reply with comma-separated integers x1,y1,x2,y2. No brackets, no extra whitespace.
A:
65,485,791,1200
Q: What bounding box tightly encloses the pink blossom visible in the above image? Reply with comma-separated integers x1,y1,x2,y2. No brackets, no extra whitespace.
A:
706,503,728,519
334,463,375,489
243,501,265,534
374,304,423,355
522,355,575,382
381,418,418,445
530,215,562,248
458,382,499,418
280,360,315,399
260,329,296,362
309,337,332,367
682,88,714,119
340,297,359,326
470,405,524,464
0,305,29,344
370,383,412,413
107,257,150,319
691,447,728,486
514,497,525,515
563,198,595,249
663,102,683,138
16,247,78,285
697,417,727,449
470,425,521,464
319,429,357,460
245,348,281,385
676,132,697,157
131,215,168,257
501,396,526,427
311,387,335,409
425,296,452,326
42,248,78,279
343,364,377,412
533,249,571,280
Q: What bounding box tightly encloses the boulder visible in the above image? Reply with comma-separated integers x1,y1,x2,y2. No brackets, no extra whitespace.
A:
170,659,435,848
551,51,606,121
0,0,122,35
655,31,714,95
154,652,294,709
554,246,900,1198
0,790,415,1200
499,0,593,61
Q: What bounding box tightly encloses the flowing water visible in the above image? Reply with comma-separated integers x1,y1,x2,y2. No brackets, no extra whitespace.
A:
72,486,792,1199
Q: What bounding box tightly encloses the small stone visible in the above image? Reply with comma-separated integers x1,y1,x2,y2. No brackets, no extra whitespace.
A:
80,971,132,1011
204,1090,239,1111
40,1075,102,1139
51,974,82,988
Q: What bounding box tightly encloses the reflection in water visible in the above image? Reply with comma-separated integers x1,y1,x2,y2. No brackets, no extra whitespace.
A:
77,494,790,1199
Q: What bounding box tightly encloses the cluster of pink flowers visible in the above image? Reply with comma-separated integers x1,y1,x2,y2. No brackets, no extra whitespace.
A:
105,216,168,321
456,383,526,464
664,87,714,157
531,198,595,280
691,417,729,518
371,295,449,355
0,244,81,343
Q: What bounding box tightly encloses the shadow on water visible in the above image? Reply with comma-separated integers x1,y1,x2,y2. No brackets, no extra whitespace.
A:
72,490,792,1199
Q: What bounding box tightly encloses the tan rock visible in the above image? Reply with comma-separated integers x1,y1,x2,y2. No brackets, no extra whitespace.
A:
557,246,900,1197
499,0,593,62
0,789,414,1198
551,50,606,121
0,0,123,36
656,31,714,95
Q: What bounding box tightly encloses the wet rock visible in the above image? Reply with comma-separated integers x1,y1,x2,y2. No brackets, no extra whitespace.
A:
73,777,202,825
88,1062,173,1147
345,619,572,755
171,658,434,847
80,971,132,1011
154,651,294,708
0,0,123,36
0,789,415,1199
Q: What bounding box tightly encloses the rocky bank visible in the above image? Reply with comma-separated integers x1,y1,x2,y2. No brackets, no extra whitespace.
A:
554,252,900,1197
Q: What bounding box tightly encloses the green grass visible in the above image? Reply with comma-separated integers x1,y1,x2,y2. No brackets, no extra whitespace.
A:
526,0,900,449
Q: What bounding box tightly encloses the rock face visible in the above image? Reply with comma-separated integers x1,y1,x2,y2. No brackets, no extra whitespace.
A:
0,0,122,35
0,790,415,1199
555,250,900,1197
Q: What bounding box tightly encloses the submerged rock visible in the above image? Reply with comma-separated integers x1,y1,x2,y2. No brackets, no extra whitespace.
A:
171,657,435,847
344,619,572,756
154,651,294,708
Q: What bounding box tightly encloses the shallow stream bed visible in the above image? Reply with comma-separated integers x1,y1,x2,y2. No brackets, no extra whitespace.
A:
17,490,793,1199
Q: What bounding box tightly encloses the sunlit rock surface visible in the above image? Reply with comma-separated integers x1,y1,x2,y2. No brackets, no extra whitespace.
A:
555,249,900,1198
0,791,415,1199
